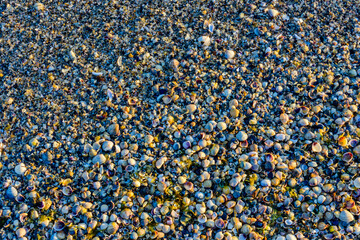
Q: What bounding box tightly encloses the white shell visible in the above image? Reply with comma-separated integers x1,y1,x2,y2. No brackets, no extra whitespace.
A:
93,154,106,164
92,71,103,76
312,142,322,153
69,50,76,60
15,163,26,175
117,56,122,66
209,24,214,33
354,177,360,188
186,104,197,114
102,141,114,151
286,234,297,240
225,50,236,59
107,89,114,101
268,9,280,18
198,36,211,46
339,210,354,223
34,3,45,11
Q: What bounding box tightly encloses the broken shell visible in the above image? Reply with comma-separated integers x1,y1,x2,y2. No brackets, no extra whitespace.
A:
198,36,211,46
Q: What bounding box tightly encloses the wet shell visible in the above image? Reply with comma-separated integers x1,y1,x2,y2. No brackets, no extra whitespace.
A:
339,210,354,223
354,177,360,189
62,186,73,196
225,50,236,59
198,36,211,46
54,220,66,231
343,152,353,162
312,142,322,153
338,136,348,147
268,9,280,18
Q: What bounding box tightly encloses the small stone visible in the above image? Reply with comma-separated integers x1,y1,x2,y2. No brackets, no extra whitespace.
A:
354,177,360,188
198,36,211,46
230,107,239,117
15,163,26,175
106,222,119,235
210,144,220,156
298,119,309,126
236,131,248,141
354,145,360,156
34,2,45,11
170,59,179,71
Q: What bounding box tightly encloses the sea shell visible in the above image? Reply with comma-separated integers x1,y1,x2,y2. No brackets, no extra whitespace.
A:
312,142,322,153
343,152,353,162
102,141,114,151
225,50,236,59
15,163,27,175
268,9,280,18
354,177,360,189
339,210,354,223
54,220,66,231
198,36,211,46
209,23,214,33
338,136,348,147
62,186,73,196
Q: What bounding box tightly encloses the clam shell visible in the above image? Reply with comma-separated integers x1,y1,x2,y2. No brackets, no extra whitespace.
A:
312,142,322,153
339,210,354,223
225,50,236,59
354,177,360,189
62,186,73,196
343,152,353,162
198,36,211,46
54,220,66,231
268,9,280,18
